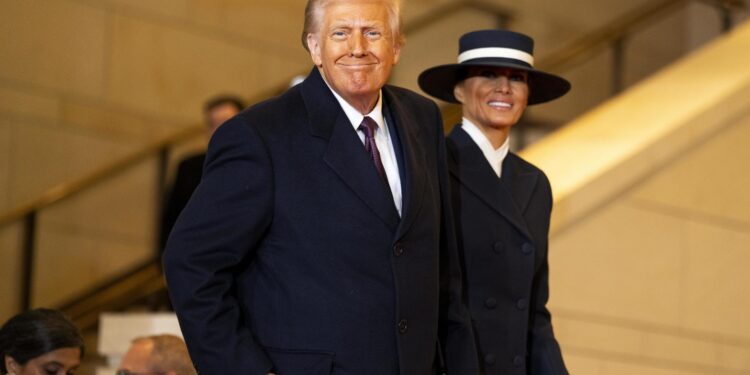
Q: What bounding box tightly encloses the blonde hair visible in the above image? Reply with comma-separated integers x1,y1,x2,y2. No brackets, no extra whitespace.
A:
301,0,405,51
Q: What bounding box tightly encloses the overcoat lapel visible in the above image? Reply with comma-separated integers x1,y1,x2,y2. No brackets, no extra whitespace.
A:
447,126,535,240
302,68,400,230
383,87,426,240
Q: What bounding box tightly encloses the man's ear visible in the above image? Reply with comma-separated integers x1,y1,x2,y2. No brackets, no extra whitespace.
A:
307,33,322,67
392,40,401,65
453,82,466,104
5,355,19,375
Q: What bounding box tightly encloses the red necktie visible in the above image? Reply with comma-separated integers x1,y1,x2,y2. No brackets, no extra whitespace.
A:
358,116,389,184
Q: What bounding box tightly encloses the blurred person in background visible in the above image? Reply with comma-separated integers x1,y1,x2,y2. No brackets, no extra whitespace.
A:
0,308,85,375
419,29,570,375
159,94,246,252
117,334,196,375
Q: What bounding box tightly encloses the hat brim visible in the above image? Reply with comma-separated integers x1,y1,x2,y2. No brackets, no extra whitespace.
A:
418,61,571,105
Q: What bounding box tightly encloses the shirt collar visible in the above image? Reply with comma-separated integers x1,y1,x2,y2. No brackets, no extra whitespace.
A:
461,117,510,178
324,79,385,131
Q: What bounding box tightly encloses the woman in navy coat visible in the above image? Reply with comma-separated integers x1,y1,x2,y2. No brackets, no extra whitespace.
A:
419,30,571,375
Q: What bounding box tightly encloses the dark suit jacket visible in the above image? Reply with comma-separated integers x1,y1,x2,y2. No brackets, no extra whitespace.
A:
160,152,205,251
446,127,567,375
163,68,477,375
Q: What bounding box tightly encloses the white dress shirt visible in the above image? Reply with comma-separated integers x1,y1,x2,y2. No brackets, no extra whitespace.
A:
327,87,403,216
461,118,510,179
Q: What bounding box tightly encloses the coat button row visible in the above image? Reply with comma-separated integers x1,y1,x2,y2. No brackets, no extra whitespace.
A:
398,319,408,333
522,243,534,254
513,355,525,366
483,353,496,365
516,299,528,310
484,297,497,309
393,243,404,257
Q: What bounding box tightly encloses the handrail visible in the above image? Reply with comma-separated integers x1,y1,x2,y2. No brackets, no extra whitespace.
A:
0,126,197,228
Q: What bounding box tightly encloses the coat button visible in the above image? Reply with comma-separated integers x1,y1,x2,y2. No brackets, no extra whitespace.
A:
484,297,497,309
513,355,524,366
516,299,528,310
522,243,534,254
398,319,408,333
393,243,404,257
483,353,496,365
493,242,504,254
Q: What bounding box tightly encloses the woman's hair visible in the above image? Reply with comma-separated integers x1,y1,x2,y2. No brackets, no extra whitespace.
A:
0,308,85,373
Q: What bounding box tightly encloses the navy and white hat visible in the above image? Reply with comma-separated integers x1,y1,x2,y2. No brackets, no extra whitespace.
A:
418,29,571,105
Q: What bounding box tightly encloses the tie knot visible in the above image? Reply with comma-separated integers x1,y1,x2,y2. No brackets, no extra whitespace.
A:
358,116,378,138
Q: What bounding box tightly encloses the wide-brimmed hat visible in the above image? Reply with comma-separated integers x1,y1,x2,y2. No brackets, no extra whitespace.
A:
418,29,571,105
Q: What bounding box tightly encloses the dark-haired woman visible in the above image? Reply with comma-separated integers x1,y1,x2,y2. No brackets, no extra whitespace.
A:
419,30,570,375
1,308,85,375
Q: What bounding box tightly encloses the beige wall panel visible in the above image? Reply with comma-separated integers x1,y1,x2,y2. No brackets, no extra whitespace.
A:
0,0,106,97
256,52,311,97
623,8,687,88
60,100,181,141
108,14,266,122
525,50,613,125
681,222,750,337
391,9,499,97
553,317,645,359
560,353,603,374
107,0,189,19
187,0,305,60
631,118,750,225
8,122,132,205
31,223,151,307
719,344,750,371
641,331,722,369
550,202,683,325
0,86,60,123
0,224,22,323
599,361,691,375
0,121,11,211
42,161,157,243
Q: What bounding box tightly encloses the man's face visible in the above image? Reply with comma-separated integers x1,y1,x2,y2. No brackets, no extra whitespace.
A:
454,66,529,131
206,103,240,135
307,0,400,111
118,340,155,374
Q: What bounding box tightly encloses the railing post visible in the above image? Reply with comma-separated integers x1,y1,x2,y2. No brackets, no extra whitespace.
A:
155,147,170,258
21,212,37,311
719,1,733,32
612,37,626,95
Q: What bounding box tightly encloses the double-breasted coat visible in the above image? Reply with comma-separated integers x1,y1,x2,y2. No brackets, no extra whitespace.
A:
162,68,477,375
446,126,568,375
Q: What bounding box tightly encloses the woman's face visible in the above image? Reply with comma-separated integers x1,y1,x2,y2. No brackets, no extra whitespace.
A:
454,66,529,132
5,347,81,375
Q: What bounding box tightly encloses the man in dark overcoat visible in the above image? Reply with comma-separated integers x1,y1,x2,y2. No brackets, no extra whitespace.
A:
162,1,477,374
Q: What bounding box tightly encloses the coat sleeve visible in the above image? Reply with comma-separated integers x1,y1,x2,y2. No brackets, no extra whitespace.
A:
162,116,274,375
528,174,568,375
434,103,480,375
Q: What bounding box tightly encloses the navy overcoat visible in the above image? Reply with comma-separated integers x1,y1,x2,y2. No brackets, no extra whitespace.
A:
447,126,567,375
163,68,477,375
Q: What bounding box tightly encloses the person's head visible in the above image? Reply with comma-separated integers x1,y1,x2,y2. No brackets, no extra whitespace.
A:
0,309,85,375
203,95,245,135
303,0,404,113
418,30,570,141
117,334,196,375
